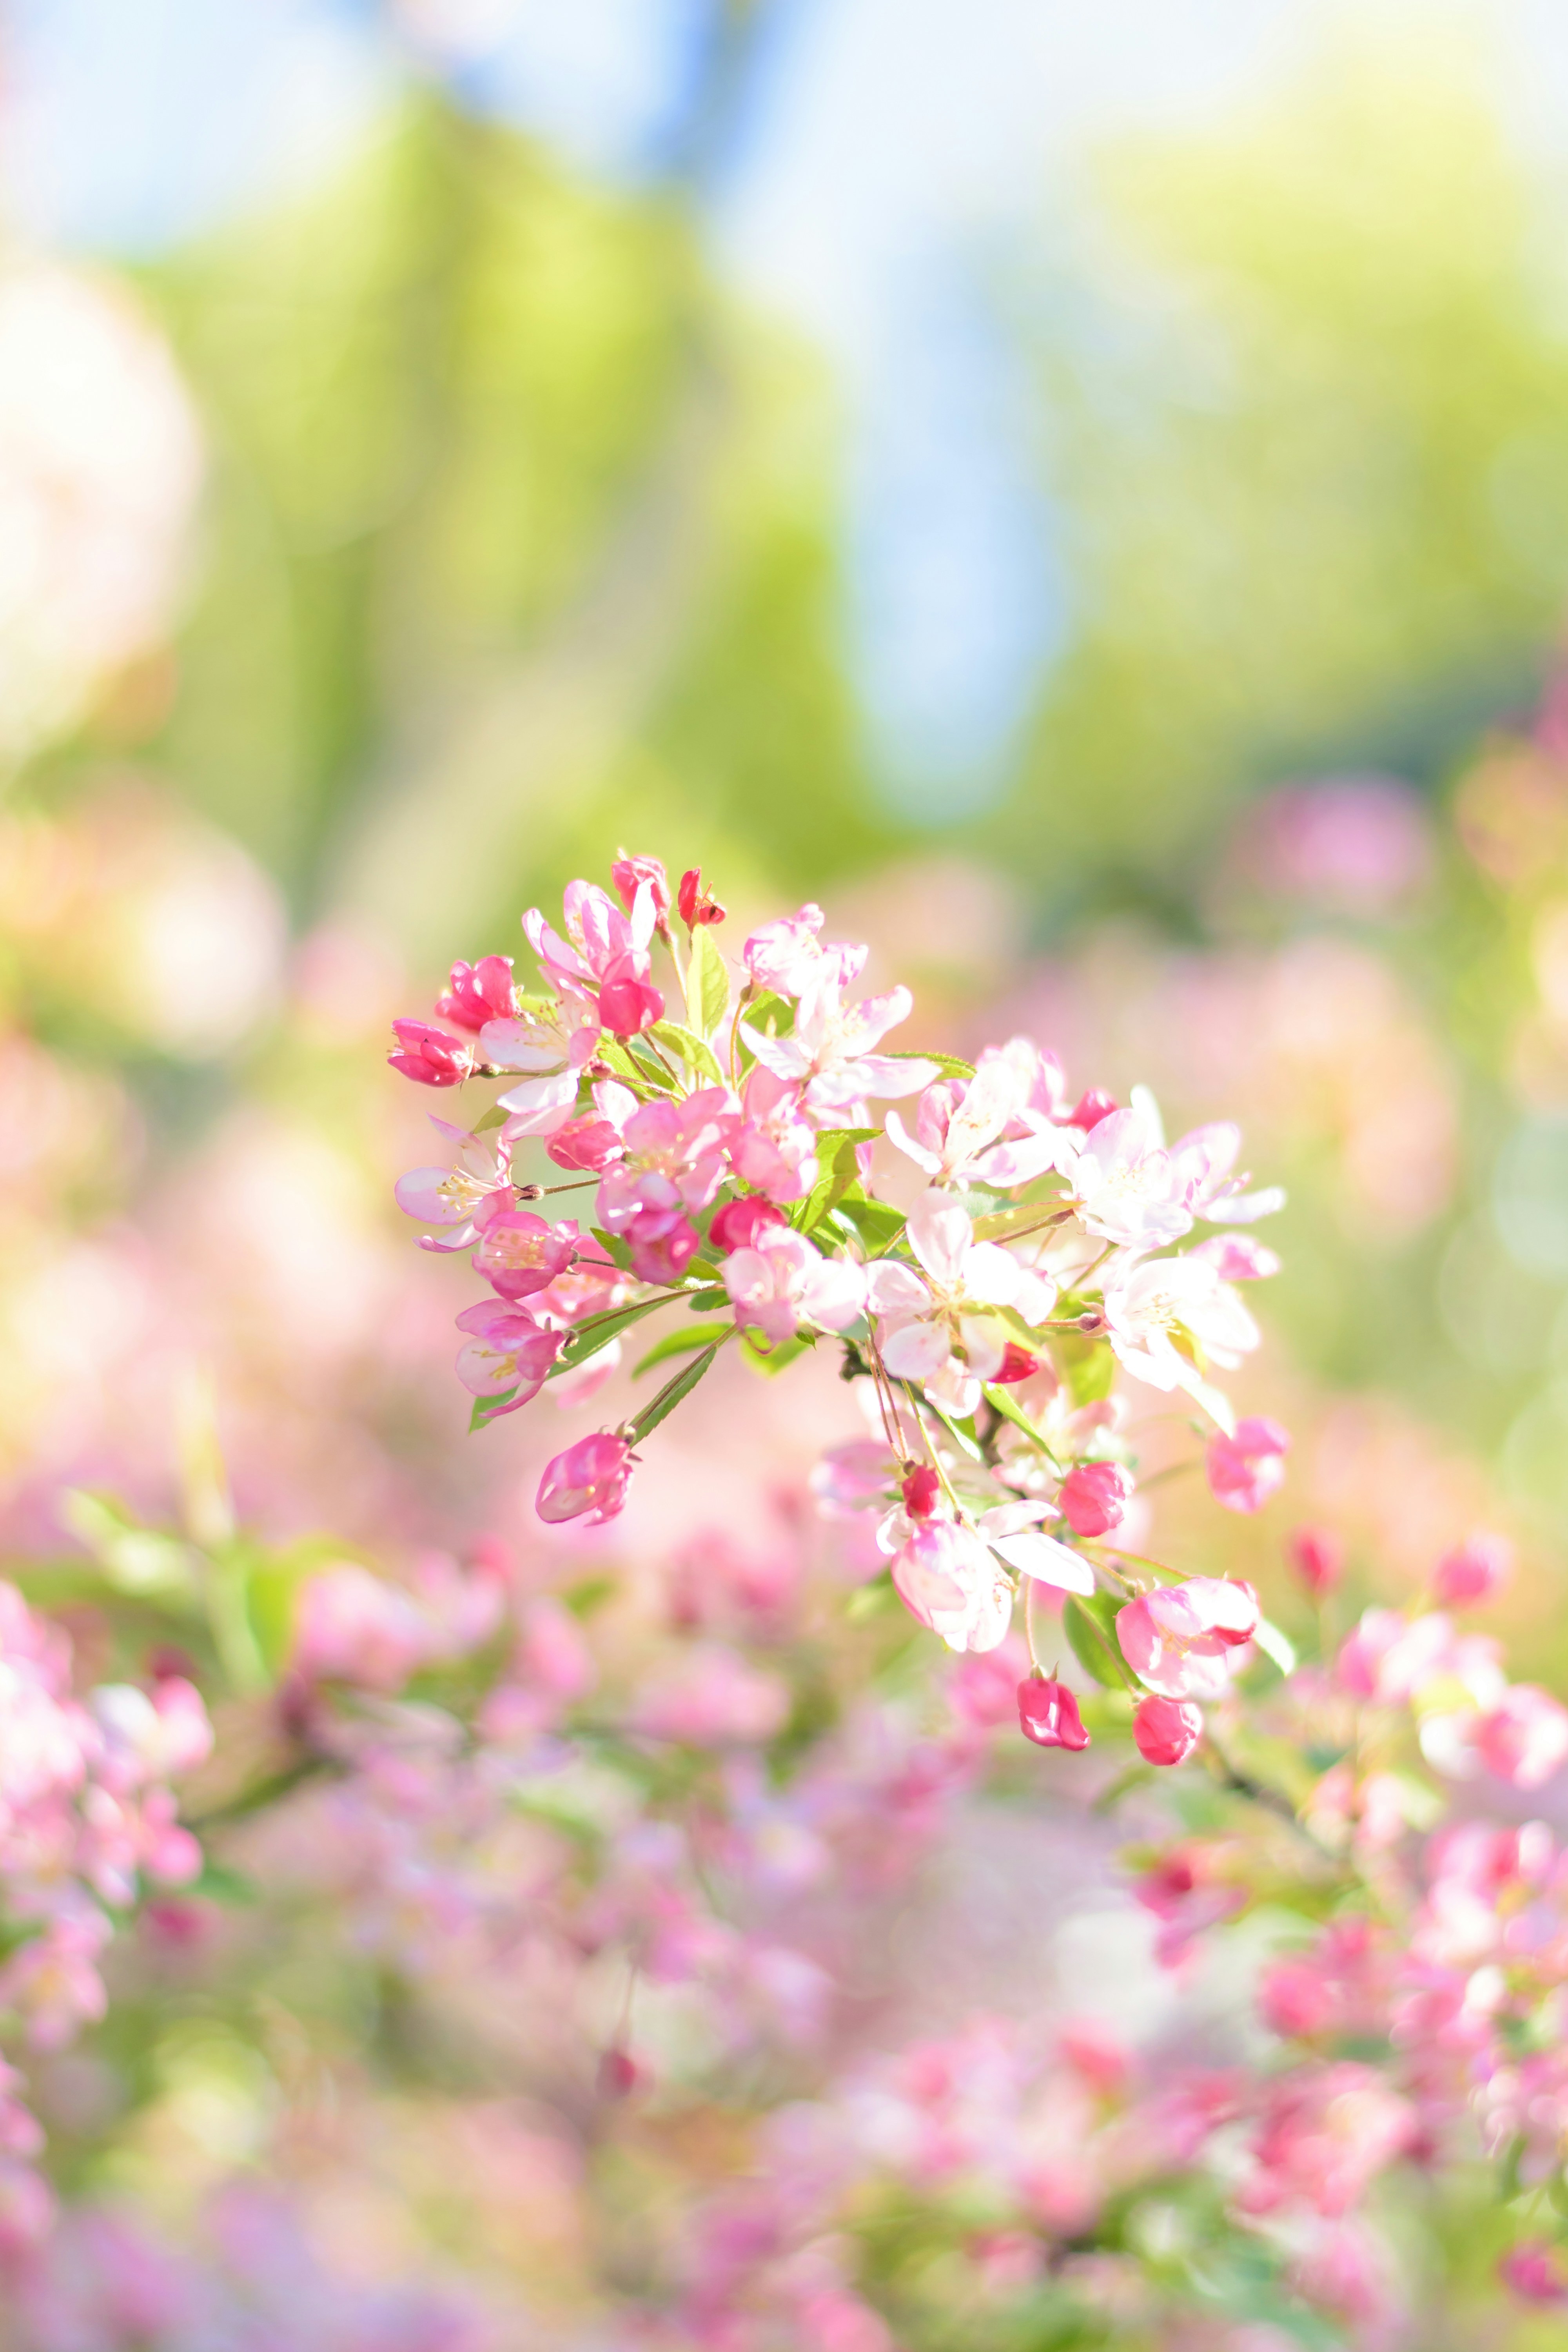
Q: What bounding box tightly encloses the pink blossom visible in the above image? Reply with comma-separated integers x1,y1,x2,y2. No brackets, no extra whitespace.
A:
1239,2063,1412,2216
387,1019,474,1088
596,1087,733,1232
545,1115,623,1172
947,1636,1031,1728
624,1205,701,1284
726,1064,819,1201
610,852,671,920
472,1208,579,1301
1133,1693,1203,1766
537,1432,633,1526
709,1194,787,1253
1287,1524,1344,1597
1189,1232,1281,1281
1207,1416,1290,1513
433,954,514,1033
292,1564,432,1691
1474,1685,1568,1789
742,902,835,996
1432,1530,1513,1609
522,877,664,1038
597,953,664,1037
1017,1675,1091,1751
722,1226,866,1346
1168,1118,1287,1227
885,1057,1070,1190
1057,1460,1132,1539
1117,1578,1260,1701
1069,1088,1116,1130
453,1299,562,1406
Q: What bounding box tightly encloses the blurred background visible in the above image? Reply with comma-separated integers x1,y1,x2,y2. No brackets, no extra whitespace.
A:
11,0,1568,2331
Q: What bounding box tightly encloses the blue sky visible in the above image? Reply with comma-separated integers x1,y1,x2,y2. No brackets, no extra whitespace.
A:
7,0,1568,817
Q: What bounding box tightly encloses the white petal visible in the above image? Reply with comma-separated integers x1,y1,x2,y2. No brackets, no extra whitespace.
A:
991,1530,1096,1596
907,1189,972,1290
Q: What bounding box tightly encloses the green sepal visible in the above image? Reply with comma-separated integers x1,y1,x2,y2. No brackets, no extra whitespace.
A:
633,1321,733,1377
469,1387,519,1432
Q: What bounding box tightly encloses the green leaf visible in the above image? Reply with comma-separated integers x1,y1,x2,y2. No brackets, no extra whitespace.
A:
792,1130,875,1236
1250,1616,1298,1677
553,1293,673,1373
883,1048,975,1077
1063,1593,1132,1690
471,1104,509,1134
740,1330,814,1376
596,1036,674,1093
191,1858,261,1906
628,1343,720,1441
740,989,791,1037
633,1321,733,1377
60,1490,200,1604
684,1284,729,1309
981,1384,1063,1465
1057,1332,1116,1408
834,1195,906,1252
685,925,731,1042
648,1020,724,1086
916,1394,984,1463
469,1387,519,1432
970,1198,1069,1244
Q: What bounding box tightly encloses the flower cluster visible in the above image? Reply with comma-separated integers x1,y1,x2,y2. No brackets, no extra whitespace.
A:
0,1583,210,2247
390,852,1287,1764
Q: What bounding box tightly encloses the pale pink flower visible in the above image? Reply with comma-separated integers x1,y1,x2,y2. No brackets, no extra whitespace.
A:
1117,1577,1260,1701
889,1520,1012,1653
89,1678,211,1784
394,1116,514,1251
742,971,935,1118
453,1299,562,1406
1168,1119,1286,1227
1065,1101,1193,1250
1239,2063,1412,2217
868,1189,1049,1392
1133,1694,1203,1766
742,902,864,997
479,999,599,1083
537,1432,633,1525
1102,1250,1259,1411
595,1087,733,1233
524,877,665,1038
1189,1232,1281,1281
722,1226,866,1346
885,1059,1044,1187
1207,1416,1290,1513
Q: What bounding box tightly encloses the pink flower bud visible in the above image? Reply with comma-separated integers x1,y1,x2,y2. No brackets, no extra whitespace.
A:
709,1196,788,1254
1058,1460,1132,1539
1017,1675,1091,1751
1133,1693,1203,1766
1206,1415,1290,1514
1069,1089,1117,1131
546,1117,624,1173
434,955,514,1034
597,955,664,1037
994,1342,1042,1385
387,1020,474,1088
610,853,671,920
537,1433,633,1526
1286,1524,1344,1597
1502,2243,1568,2307
677,866,726,928
1432,1530,1513,1609
902,1464,941,1520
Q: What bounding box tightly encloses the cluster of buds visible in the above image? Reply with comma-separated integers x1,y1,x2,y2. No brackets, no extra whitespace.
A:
390,851,1287,1764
